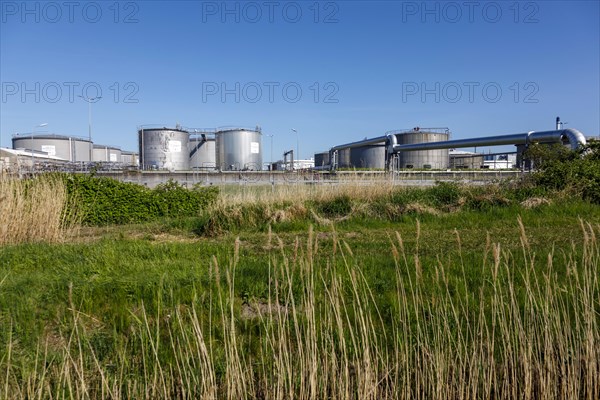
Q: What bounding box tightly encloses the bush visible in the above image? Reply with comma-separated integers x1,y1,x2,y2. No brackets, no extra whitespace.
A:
426,181,462,206
64,175,219,225
312,195,352,217
389,182,462,208
154,180,219,217
528,142,600,203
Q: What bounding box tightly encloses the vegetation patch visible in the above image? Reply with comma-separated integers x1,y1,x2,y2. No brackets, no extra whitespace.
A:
64,175,218,225
1,214,598,398
527,141,600,203
0,176,78,245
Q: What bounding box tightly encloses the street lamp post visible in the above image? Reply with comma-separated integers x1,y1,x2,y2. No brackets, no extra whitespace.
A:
266,134,274,171
31,123,48,171
291,128,298,170
78,95,101,164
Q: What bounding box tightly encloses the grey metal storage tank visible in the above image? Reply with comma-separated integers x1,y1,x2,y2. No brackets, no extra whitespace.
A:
121,151,139,166
138,127,190,171
215,128,262,171
93,144,122,163
350,143,386,169
395,129,449,169
12,133,92,162
189,135,216,170
314,151,330,167
337,148,351,168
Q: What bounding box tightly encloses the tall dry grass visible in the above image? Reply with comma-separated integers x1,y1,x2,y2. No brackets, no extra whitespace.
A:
2,222,598,399
0,176,78,245
204,177,400,233
218,175,396,206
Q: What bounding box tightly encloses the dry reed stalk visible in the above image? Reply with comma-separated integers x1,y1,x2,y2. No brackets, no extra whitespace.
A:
0,176,78,245
218,175,396,207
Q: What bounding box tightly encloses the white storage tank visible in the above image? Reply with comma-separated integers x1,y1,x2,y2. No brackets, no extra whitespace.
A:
215,127,262,171
121,151,139,166
93,144,122,163
12,133,92,162
138,127,190,171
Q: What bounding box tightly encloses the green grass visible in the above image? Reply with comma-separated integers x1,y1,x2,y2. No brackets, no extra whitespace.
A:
1,198,599,398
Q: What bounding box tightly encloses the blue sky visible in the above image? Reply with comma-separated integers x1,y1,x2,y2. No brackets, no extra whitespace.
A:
1,0,599,159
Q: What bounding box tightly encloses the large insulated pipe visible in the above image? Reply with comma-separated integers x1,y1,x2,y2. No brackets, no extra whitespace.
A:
391,128,586,152
329,135,387,170
330,135,388,152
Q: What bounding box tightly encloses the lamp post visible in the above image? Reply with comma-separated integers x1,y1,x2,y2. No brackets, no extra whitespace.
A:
78,95,101,163
266,134,274,171
291,128,298,170
31,123,48,170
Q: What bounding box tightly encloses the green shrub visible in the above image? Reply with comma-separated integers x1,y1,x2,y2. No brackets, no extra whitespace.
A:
312,195,352,217
529,142,600,204
389,188,426,206
64,175,219,225
389,182,462,208
426,181,462,206
154,180,219,217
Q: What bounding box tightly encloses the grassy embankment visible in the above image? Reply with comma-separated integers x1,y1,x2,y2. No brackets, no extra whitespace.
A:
0,173,599,399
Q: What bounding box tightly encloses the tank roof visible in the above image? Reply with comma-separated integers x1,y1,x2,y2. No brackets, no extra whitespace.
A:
216,126,262,134
386,128,450,135
93,144,121,150
138,126,189,133
12,133,91,142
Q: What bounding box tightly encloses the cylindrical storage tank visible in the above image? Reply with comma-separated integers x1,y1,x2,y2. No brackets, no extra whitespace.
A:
138,127,190,171
12,134,92,162
337,148,351,168
215,128,262,171
314,151,330,167
189,136,216,170
350,143,386,169
397,131,449,169
93,144,122,163
121,151,139,166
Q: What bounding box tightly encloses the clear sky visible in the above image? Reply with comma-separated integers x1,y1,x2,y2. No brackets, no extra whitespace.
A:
1,0,599,159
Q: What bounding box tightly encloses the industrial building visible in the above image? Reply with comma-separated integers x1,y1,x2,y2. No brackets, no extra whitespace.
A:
449,150,484,169
314,152,330,168
1,147,68,173
271,158,315,171
319,124,587,171
10,133,138,170
482,154,517,169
